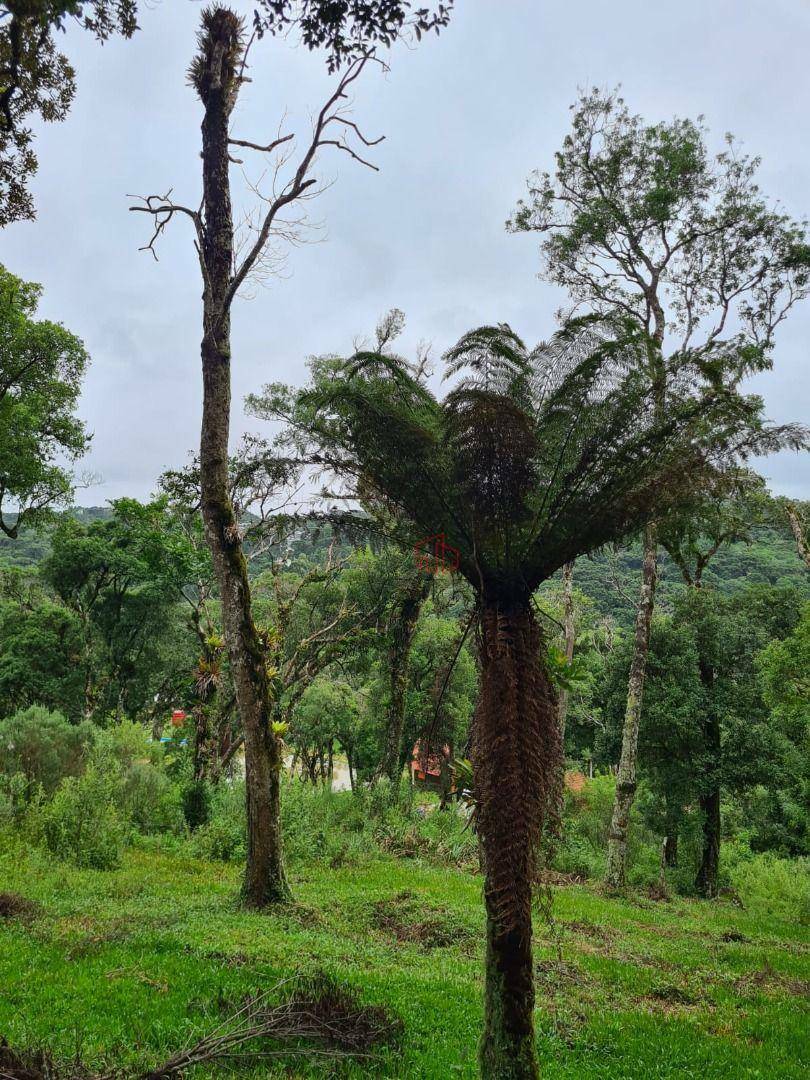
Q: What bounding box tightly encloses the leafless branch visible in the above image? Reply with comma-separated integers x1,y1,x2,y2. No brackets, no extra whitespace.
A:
128,189,203,261
230,132,294,154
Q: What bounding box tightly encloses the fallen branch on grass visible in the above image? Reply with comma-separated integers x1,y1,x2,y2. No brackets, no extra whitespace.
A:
143,974,400,1077
1,974,401,1080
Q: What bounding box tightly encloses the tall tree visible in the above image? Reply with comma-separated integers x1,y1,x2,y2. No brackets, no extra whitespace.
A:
132,2,450,910
344,547,432,783
508,89,810,888
42,499,192,719
278,317,763,1078
0,1,138,226
0,264,89,539
658,473,795,895
556,560,575,745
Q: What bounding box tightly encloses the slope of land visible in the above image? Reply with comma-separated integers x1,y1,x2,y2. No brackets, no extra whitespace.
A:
0,843,807,1078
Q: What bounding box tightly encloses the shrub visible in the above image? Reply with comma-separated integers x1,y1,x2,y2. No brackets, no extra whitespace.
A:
119,762,184,835
190,781,246,862
726,850,810,925
182,779,211,831
92,718,161,770
0,706,95,795
0,773,30,830
40,767,124,869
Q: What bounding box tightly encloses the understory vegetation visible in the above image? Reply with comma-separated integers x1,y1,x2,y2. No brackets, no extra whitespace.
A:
0,819,807,1078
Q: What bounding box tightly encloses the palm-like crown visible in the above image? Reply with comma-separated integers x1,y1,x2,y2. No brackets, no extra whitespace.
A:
293,316,796,601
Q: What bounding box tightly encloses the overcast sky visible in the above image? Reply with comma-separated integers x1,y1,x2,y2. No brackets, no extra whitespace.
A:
3,0,809,503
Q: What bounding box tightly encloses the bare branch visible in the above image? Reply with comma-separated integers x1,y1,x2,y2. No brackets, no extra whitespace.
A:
128,190,203,261
229,132,294,154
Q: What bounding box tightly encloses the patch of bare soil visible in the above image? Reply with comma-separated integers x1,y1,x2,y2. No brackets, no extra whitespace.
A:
274,902,323,930
732,965,810,998
371,891,476,949
536,870,586,887
0,1041,48,1080
0,893,40,922
634,982,712,1017
560,918,617,944
645,881,670,902
535,958,589,988
720,929,749,944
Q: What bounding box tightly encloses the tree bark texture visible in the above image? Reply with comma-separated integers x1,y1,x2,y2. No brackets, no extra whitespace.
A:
787,505,810,569
473,597,562,1079
605,524,658,889
557,560,575,746
376,573,431,783
695,659,721,898
695,787,721,898
196,10,290,907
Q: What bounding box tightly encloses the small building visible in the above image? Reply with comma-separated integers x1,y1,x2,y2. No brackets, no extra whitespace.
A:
410,741,454,795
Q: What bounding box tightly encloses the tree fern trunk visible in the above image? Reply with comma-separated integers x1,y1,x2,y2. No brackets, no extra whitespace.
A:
474,597,562,1079
606,524,657,889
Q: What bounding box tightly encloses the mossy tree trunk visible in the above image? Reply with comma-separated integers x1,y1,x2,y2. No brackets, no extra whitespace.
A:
695,659,721,898
474,596,562,1079
196,10,290,908
605,524,658,889
663,796,680,868
376,573,431,783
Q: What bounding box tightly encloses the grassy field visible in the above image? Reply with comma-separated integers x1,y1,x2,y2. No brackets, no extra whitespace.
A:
0,840,807,1078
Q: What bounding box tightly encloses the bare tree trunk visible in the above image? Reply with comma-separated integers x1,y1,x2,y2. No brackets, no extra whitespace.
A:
557,560,575,746
197,9,289,907
376,573,430,783
605,524,658,889
474,596,562,1079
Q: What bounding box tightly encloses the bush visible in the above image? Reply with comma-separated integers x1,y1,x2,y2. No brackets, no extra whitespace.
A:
182,779,211,831
0,706,95,795
92,718,161,770
189,776,478,870
40,767,124,869
726,849,810,925
190,781,246,862
119,762,184,835
0,773,30,830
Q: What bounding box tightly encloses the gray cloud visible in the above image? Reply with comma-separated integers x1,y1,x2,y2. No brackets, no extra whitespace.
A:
4,0,808,502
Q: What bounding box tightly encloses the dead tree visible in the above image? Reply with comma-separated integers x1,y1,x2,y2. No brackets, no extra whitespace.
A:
131,5,382,908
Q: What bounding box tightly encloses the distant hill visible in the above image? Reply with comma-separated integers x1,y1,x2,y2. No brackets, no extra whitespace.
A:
550,524,808,628
2,507,806,625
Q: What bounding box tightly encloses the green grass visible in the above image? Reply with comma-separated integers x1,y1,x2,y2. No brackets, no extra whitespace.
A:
0,839,807,1078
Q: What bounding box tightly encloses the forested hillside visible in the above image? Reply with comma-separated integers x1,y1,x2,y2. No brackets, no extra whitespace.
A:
3,505,806,617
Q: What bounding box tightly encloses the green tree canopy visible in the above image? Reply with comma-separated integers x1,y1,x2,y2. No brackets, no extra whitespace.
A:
0,264,89,538
0,2,138,225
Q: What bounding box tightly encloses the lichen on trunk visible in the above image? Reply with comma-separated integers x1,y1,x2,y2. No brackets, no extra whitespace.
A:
194,8,290,908
606,523,658,890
